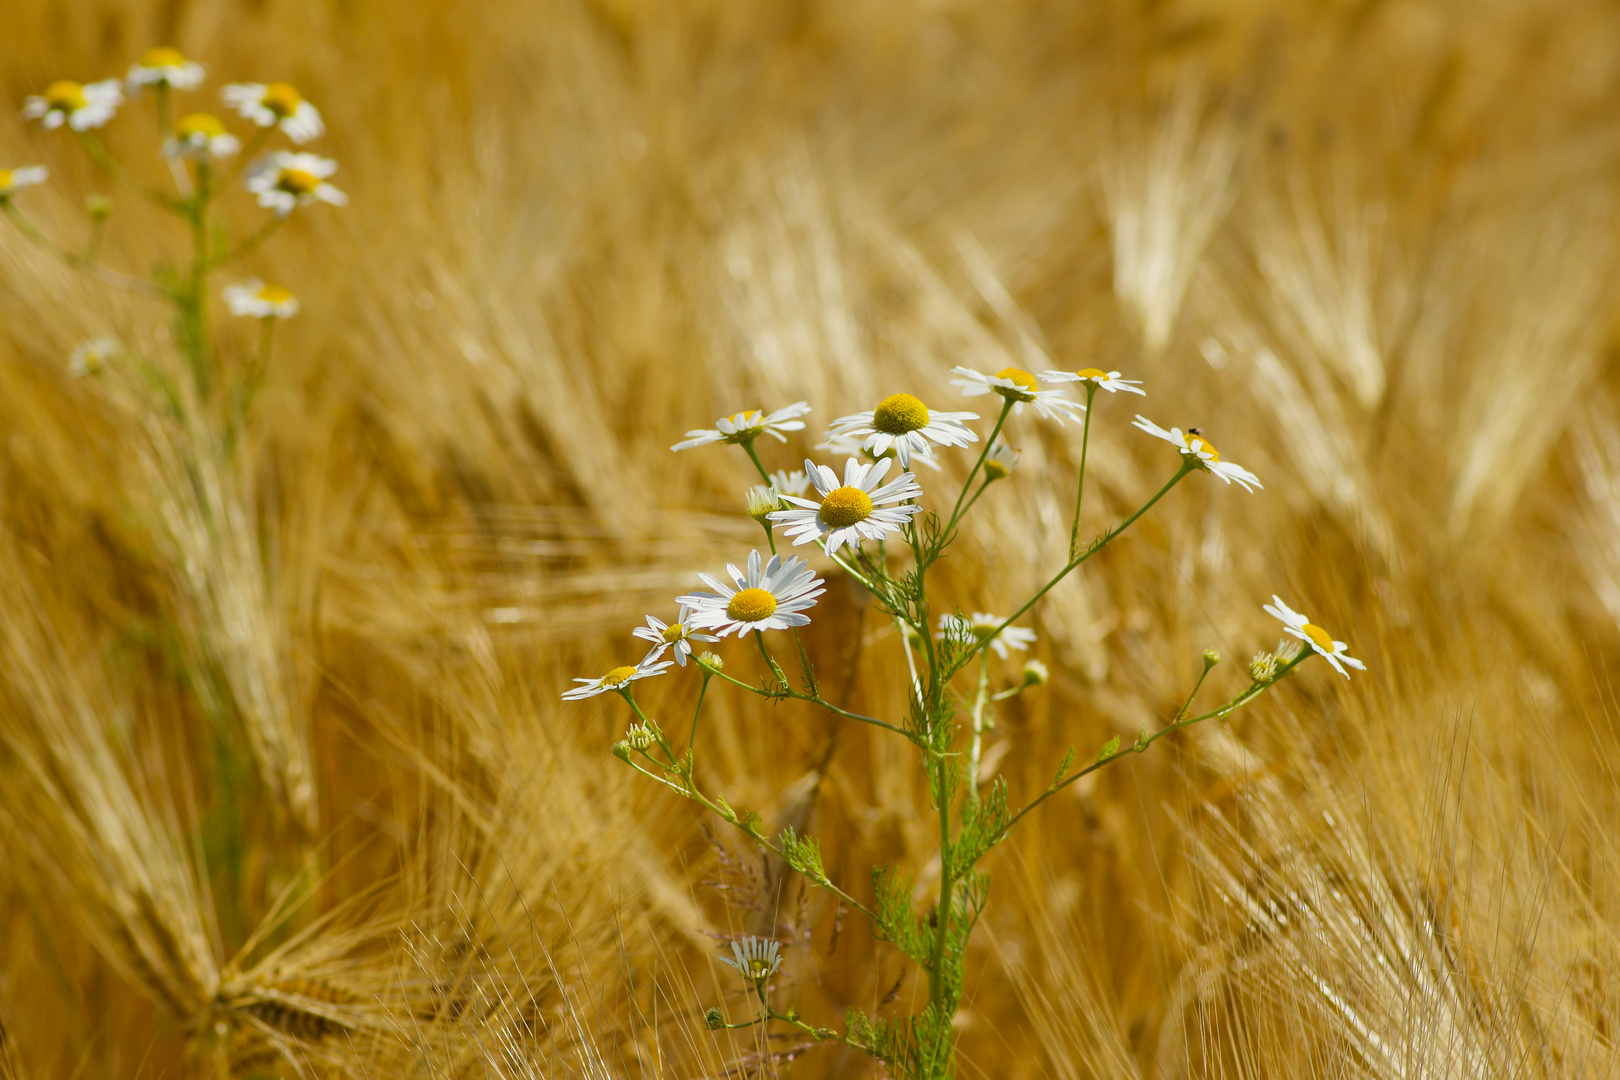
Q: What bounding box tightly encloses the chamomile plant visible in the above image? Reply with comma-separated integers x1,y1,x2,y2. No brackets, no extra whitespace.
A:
570,376,1362,1075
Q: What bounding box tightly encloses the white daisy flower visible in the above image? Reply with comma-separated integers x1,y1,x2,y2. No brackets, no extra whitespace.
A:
671,401,810,451
69,338,119,377
816,431,942,471
769,469,811,496
0,166,48,198
245,151,347,216
1041,367,1146,396
745,485,780,524
162,113,240,160
1131,416,1263,492
223,279,299,319
561,655,675,700
950,366,1085,425
719,936,782,983
126,47,205,91
632,605,718,667
982,440,1021,481
1263,596,1365,679
770,457,924,557
824,392,979,467
22,80,123,132
937,612,1037,660
221,82,324,143
678,549,825,638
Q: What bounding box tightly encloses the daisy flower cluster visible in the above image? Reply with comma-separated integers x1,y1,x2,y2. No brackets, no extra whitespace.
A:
561,361,1365,1069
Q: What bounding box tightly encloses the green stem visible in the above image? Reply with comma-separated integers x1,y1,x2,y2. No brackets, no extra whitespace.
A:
688,668,713,752
1068,383,1099,559
75,131,178,209
209,214,283,269
211,126,273,201
929,742,955,1013
944,399,1014,538
704,660,910,737
742,440,773,485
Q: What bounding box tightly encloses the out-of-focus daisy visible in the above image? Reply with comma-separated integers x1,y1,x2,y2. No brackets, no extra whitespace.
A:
127,47,205,91
561,655,674,700
1263,596,1364,679
770,457,923,557
632,605,717,667
937,612,1037,660
719,936,782,984
1042,368,1146,396
678,550,825,638
769,469,811,496
69,338,119,377
0,166,48,199
825,392,979,467
671,402,810,451
1131,416,1263,492
22,80,123,131
162,113,240,160
982,440,1021,481
816,431,942,471
223,279,299,319
950,366,1085,424
221,82,324,143
245,151,346,216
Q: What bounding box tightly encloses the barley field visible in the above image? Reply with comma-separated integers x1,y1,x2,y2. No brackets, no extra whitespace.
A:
2,1,1618,1077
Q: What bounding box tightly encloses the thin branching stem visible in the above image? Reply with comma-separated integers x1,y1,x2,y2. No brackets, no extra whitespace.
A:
1067,383,1099,559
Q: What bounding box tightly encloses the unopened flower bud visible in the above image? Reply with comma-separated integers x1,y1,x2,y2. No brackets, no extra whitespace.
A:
86,194,112,219
1202,649,1221,670
1248,651,1277,683
745,485,779,524
624,722,656,751
697,651,724,671
704,1007,725,1030
611,741,633,762
1021,659,1049,687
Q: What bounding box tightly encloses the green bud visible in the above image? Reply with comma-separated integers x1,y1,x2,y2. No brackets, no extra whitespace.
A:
704,1007,725,1031
1021,659,1049,687
624,723,656,751
86,194,112,219
697,651,724,671
784,1007,800,1022
1203,649,1221,670
610,741,632,763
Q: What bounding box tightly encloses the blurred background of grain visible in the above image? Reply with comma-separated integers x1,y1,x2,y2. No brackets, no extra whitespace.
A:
2,0,1618,1076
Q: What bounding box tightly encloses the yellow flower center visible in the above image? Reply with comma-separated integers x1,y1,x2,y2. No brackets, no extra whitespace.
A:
601,665,638,688
1184,433,1220,462
984,455,1012,481
277,169,321,196
746,958,773,979
140,47,188,69
262,82,303,117
257,284,294,304
871,392,930,435
44,81,87,112
820,486,874,528
1074,368,1107,380
726,588,778,622
661,622,687,643
1302,623,1335,653
176,113,226,139
994,367,1038,399
0,171,12,192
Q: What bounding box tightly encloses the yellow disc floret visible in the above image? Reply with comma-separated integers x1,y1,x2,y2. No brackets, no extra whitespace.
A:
1184,432,1220,461
262,82,304,117
276,169,321,196
1301,624,1335,653
257,284,294,305
871,393,930,435
727,588,778,623
819,486,874,528
176,113,227,139
746,957,774,979
601,665,639,688
661,622,687,643
44,81,88,113
994,367,1038,399
1074,368,1107,380
139,46,188,69
0,171,12,193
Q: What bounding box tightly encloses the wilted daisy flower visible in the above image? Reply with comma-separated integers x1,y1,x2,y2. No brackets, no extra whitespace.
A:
632,605,718,667
0,166,48,198
937,612,1037,660
69,338,119,377
951,366,1085,424
245,151,346,216
817,431,942,471
22,80,123,131
825,392,979,467
1042,368,1146,395
162,113,240,160
1132,416,1263,492
770,457,923,557
1263,596,1364,679
678,550,825,638
223,279,299,319
221,81,324,142
769,469,811,496
671,401,811,451
983,440,1021,481
561,655,675,700
719,936,782,984
126,47,204,91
